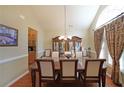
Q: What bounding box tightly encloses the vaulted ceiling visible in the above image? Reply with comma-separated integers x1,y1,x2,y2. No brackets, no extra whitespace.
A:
30,5,100,32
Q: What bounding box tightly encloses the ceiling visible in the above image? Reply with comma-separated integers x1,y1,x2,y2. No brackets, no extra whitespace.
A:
30,5,100,32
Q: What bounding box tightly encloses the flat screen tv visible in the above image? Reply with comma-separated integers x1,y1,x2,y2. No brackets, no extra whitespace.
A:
0,24,18,46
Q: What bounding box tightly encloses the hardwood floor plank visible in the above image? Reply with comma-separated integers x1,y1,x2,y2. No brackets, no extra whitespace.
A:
10,72,119,87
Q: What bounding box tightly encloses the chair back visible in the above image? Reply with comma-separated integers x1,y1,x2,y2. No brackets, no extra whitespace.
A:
52,51,59,62
71,49,75,58
76,51,82,57
60,59,78,78
85,59,106,77
44,49,51,57
64,51,71,55
90,51,97,58
76,51,83,63
36,59,55,78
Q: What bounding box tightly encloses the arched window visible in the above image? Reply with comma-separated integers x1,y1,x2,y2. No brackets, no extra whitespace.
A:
96,6,124,70
96,6,124,28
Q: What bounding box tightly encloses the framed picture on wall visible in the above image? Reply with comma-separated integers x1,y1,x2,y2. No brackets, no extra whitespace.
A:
0,24,18,46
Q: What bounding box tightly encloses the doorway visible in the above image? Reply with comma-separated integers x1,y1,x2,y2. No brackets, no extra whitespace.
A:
28,27,37,66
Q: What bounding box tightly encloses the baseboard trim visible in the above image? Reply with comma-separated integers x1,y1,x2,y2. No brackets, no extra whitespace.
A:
5,70,29,87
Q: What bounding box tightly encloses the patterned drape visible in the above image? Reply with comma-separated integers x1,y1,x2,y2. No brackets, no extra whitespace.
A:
94,27,104,58
105,16,124,84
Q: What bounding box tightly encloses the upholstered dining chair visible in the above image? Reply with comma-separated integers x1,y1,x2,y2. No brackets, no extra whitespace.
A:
52,51,59,62
64,51,72,55
44,49,51,57
76,51,83,65
71,49,75,58
36,59,57,87
81,59,106,87
59,59,78,83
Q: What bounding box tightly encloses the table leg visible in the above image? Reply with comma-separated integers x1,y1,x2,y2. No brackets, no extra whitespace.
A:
31,69,36,87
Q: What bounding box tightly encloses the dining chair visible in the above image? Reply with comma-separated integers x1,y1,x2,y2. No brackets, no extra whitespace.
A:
59,59,78,83
36,59,57,86
44,49,51,57
71,49,75,58
81,59,106,87
52,51,59,62
90,51,97,58
76,51,83,65
64,51,72,55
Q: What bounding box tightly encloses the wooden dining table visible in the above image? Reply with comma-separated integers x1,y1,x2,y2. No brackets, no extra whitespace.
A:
30,57,107,87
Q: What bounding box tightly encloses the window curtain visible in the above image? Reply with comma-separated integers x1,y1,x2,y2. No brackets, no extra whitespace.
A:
94,27,104,58
105,16,124,84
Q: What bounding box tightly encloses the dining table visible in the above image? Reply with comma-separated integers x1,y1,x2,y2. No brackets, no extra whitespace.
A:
30,56,107,87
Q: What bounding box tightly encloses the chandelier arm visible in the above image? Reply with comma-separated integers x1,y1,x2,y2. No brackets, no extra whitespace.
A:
64,5,67,37
59,5,72,40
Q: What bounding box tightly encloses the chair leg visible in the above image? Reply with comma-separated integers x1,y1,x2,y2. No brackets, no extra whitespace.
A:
98,79,101,87
78,73,81,80
83,80,86,87
39,79,41,87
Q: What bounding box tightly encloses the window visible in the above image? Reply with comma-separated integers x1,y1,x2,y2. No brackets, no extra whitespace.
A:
99,30,111,65
120,50,124,70
96,6,124,28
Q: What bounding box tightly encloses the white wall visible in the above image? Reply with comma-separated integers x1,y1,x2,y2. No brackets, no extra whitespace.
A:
35,5,99,49
44,26,90,49
88,6,107,51
0,56,28,86
0,6,44,86
0,6,44,60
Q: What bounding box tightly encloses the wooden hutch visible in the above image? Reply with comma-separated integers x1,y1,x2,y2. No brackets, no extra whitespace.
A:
52,36,82,55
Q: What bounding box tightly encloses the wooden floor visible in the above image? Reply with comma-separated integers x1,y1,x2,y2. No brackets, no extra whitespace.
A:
10,71,119,87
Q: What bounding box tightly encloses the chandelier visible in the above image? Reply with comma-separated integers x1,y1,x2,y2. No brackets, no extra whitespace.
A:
59,6,72,40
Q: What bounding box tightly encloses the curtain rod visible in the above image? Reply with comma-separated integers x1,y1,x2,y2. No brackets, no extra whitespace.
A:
95,12,124,30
